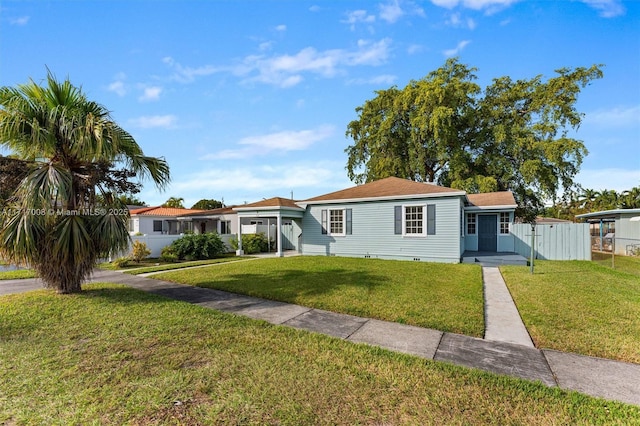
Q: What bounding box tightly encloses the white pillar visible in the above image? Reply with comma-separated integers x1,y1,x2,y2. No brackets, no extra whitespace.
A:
276,214,283,257
236,218,244,255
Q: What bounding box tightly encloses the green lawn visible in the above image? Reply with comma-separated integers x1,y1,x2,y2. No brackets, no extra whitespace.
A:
591,252,640,277
123,256,252,275
502,260,640,364
1,284,637,425
156,256,485,337
0,269,37,280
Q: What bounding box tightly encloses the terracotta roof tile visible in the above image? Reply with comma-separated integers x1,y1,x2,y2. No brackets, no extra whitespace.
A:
466,192,516,207
130,207,205,217
302,176,462,202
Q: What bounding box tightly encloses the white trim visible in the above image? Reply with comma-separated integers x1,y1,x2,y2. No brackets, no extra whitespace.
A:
327,208,346,237
234,205,304,212
297,191,466,208
464,204,517,211
402,204,426,237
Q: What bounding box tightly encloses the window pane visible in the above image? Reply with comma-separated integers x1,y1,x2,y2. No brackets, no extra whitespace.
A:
330,209,344,234
405,206,423,234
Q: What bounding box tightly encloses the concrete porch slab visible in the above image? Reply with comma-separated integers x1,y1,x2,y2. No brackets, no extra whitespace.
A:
461,251,528,266
435,333,556,386
348,319,443,359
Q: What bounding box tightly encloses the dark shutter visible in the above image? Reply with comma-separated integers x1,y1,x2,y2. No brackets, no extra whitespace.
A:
394,206,402,235
346,209,352,235
321,209,328,234
427,204,436,235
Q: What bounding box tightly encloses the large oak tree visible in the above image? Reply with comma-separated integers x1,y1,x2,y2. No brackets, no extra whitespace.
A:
345,58,603,220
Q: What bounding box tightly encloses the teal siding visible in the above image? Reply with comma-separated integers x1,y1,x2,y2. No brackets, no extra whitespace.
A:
301,197,463,263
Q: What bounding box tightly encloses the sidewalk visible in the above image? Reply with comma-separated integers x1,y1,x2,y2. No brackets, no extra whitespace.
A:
2,268,639,406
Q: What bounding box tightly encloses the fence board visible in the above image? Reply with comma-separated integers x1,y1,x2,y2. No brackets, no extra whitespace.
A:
511,223,591,261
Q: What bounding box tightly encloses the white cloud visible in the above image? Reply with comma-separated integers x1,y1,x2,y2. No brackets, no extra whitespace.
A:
237,38,392,88
576,168,640,192
128,115,177,129
579,0,625,18
275,24,287,31
107,80,126,97
584,105,640,128
138,86,162,102
10,16,29,25
162,161,352,206
342,9,376,30
379,0,404,23
443,40,470,56
347,74,397,85
431,0,519,12
163,56,221,83
407,44,424,55
201,125,335,160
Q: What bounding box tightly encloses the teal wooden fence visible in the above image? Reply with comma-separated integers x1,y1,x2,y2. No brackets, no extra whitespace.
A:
512,223,591,261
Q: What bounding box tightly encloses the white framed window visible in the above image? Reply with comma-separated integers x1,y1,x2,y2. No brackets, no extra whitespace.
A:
467,213,476,235
404,205,425,236
329,209,344,235
250,220,263,225
500,212,510,234
321,208,352,236
394,204,435,236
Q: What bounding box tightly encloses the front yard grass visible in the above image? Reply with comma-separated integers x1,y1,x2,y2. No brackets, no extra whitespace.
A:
156,256,485,336
1,284,637,425
0,269,37,280
501,260,640,364
123,256,252,275
591,251,640,277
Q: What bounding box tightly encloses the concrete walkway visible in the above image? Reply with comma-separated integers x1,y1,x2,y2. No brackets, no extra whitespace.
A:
1,269,639,407
482,266,534,347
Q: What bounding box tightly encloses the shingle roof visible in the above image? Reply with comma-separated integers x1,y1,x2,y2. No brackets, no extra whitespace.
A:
466,192,517,208
302,176,463,203
236,197,302,209
130,207,205,217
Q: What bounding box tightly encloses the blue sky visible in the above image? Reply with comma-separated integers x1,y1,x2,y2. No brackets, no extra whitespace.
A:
2,0,639,208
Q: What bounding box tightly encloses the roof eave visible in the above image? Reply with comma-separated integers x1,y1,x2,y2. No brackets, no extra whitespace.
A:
298,191,467,207
465,204,518,211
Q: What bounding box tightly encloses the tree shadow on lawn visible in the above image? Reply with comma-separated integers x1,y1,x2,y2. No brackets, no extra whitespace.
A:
176,267,389,302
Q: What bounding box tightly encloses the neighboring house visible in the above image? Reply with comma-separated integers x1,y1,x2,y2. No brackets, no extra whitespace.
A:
128,207,204,235
177,206,238,236
288,177,517,263
576,208,640,255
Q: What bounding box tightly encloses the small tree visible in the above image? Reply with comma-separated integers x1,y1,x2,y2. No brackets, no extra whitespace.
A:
130,240,151,263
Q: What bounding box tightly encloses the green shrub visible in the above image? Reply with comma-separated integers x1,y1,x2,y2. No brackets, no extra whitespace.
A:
229,233,270,254
112,257,130,268
169,233,225,260
130,241,151,263
159,246,179,263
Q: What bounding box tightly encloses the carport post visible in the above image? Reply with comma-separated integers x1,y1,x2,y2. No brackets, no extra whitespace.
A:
276,214,283,257
236,220,244,256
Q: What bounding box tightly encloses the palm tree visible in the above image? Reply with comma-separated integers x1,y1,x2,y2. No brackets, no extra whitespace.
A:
162,196,185,208
0,72,170,293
